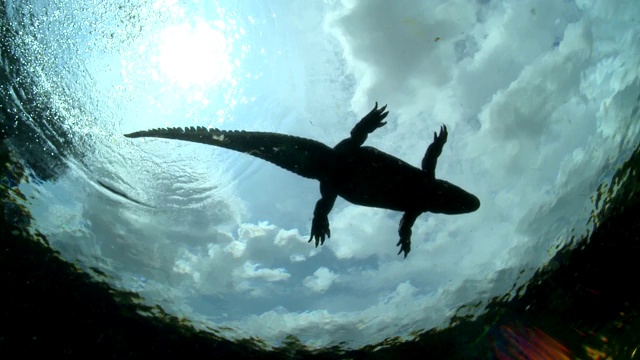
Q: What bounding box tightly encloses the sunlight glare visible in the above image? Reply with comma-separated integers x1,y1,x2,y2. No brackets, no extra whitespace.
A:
155,19,232,88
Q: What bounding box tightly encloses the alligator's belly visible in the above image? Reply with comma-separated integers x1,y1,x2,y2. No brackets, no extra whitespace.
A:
328,147,428,211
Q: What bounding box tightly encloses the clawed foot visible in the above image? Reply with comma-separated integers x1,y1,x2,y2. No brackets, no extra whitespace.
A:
356,102,389,134
309,215,330,247
432,125,448,151
396,237,411,258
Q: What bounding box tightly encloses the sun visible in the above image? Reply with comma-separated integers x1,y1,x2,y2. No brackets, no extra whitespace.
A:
154,18,232,88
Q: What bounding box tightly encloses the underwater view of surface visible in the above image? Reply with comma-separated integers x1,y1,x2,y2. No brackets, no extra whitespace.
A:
2,0,640,356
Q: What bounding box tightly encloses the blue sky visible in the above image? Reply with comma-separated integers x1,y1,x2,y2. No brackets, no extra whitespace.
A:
15,0,640,349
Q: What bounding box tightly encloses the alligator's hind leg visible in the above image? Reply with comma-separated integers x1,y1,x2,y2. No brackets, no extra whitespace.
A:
309,182,337,247
334,102,389,152
397,210,422,258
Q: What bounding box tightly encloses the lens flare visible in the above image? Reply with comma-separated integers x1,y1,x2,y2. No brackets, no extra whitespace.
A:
491,323,572,360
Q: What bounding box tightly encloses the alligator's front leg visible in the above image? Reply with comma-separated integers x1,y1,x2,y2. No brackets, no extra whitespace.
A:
334,102,389,152
421,125,448,180
397,211,422,258
309,182,338,247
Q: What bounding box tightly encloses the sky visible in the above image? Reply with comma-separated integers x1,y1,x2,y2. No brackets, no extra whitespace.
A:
12,0,640,349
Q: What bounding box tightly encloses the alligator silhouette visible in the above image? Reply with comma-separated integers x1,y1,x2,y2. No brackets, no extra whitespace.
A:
124,103,480,257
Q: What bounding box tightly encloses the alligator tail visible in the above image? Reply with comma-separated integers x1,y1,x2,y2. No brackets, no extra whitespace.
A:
125,126,335,180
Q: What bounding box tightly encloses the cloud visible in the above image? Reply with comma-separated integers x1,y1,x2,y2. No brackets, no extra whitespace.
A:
303,267,339,293
236,262,291,282
29,0,640,350
165,221,321,299
219,277,497,348
327,205,398,259
327,0,478,109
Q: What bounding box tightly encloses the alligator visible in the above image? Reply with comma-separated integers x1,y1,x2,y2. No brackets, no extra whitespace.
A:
124,103,480,257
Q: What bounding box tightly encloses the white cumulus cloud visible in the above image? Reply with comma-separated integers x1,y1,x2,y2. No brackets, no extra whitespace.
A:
303,267,339,293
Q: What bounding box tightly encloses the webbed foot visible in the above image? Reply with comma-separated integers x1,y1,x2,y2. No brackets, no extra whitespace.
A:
309,215,330,247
